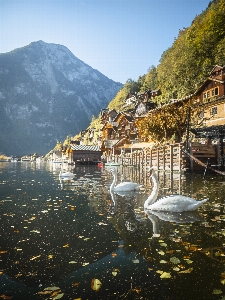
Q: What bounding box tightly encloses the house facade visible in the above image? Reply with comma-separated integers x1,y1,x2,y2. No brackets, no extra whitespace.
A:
194,65,225,127
71,144,102,164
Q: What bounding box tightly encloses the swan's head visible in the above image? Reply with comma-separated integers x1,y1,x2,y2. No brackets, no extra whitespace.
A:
147,166,155,177
110,168,116,174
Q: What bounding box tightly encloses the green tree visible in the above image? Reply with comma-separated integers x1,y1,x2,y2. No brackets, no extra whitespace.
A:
108,79,141,111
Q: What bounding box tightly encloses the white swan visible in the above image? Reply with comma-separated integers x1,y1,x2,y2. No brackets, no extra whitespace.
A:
59,164,74,179
110,168,142,192
144,168,207,212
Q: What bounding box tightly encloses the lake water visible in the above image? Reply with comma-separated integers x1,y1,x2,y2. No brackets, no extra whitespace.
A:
0,161,225,300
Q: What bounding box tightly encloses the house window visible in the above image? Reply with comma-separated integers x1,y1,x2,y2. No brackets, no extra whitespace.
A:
211,106,217,116
211,89,215,96
204,92,207,99
199,110,204,118
215,87,219,95
207,91,210,98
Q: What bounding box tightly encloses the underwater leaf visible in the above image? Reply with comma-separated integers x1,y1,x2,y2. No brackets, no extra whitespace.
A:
52,293,64,299
132,259,140,263
0,295,13,300
91,278,102,291
170,257,181,264
184,259,193,264
160,243,167,247
179,268,193,274
173,267,180,272
37,291,52,295
160,272,171,279
158,250,165,256
112,271,117,276
160,260,167,264
221,279,225,285
30,255,41,261
73,282,80,287
212,289,222,294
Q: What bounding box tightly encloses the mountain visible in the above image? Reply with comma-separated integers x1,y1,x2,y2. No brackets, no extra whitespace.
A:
0,41,122,156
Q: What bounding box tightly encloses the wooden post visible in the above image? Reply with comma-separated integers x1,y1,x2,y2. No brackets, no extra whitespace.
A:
150,149,152,167
190,143,193,172
170,144,173,172
162,146,165,171
178,144,181,172
157,148,159,170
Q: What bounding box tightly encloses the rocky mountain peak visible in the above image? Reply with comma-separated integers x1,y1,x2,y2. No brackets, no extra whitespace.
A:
0,41,122,156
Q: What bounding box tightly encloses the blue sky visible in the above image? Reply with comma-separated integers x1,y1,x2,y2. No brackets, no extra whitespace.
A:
1,0,210,83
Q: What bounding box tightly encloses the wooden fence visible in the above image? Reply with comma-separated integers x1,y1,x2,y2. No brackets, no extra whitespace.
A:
106,142,224,173
107,143,186,172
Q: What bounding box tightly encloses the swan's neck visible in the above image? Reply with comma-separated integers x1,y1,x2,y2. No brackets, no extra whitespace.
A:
110,171,117,191
144,172,159,208
110,191,117,213
145,212,160,236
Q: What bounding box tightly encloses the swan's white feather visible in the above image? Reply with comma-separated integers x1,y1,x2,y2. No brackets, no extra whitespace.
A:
110,168,142,192
145,168,207,212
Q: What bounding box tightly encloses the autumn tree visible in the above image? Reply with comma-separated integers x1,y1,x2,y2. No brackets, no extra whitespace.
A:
136,97,206,143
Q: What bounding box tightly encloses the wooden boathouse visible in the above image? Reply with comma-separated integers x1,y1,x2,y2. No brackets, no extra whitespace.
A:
71,145,102,165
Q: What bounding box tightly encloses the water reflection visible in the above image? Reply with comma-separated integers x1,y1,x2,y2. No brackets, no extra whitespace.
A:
1,162,225,299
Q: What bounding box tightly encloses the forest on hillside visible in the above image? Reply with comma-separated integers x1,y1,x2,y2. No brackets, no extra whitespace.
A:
108,0,225,110
54,0,225,151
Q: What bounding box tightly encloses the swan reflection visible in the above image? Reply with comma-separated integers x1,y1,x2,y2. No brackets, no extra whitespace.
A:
145,209,203,237
108,191,117,215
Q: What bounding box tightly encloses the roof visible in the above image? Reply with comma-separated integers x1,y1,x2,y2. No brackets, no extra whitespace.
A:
195,78,224,95
71,145,101,151
103,139,119,148
120,142,154,149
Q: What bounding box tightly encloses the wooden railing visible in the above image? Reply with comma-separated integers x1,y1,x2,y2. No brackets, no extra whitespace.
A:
106,141,224,173
106,143,186,172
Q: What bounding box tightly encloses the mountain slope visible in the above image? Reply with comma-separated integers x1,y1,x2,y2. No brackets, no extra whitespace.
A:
107,0,225,112
0,41,122,155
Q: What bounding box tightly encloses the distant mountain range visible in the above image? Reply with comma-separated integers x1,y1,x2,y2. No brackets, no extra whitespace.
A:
0,41,122,156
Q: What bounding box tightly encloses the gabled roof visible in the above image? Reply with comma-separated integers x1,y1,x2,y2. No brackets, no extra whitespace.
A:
114,112,134,123
209,65,224,76
102,139,119,149
194,77,224,95
71,145,101,151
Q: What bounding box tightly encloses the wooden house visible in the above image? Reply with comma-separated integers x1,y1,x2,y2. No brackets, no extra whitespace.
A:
125,93,137,106
71,144,102,164
194,65,225,127
101,139,125,155
100,109,118,124
111,112,138,140
101,112,139,155
135,101,157,116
